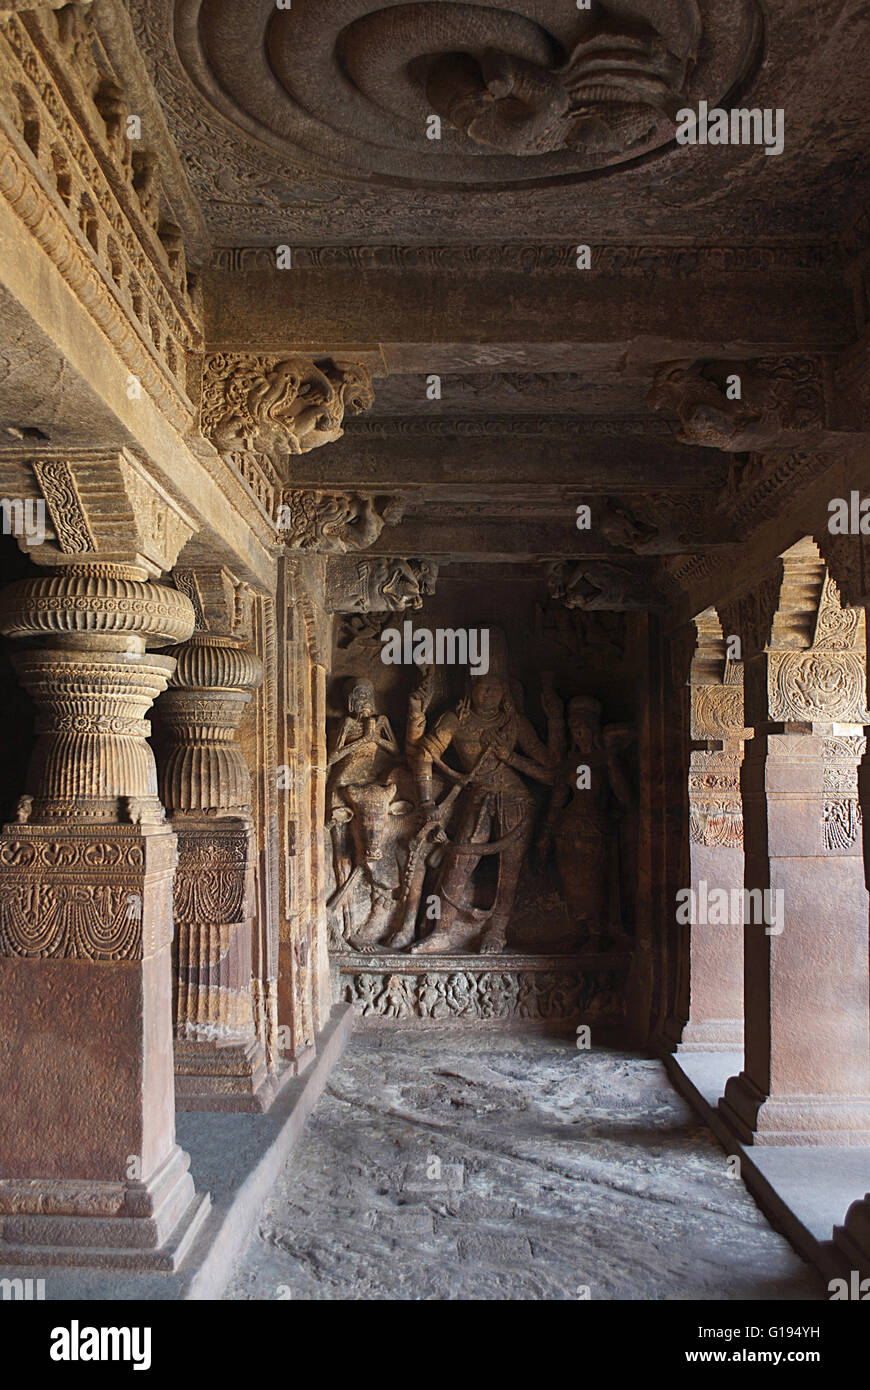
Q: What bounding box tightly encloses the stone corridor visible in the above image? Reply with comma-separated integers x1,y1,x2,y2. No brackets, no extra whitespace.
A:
225,1031,823,1302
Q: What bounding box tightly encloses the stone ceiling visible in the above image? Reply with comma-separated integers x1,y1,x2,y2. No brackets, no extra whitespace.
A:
124,3,870,611
133,0,870,244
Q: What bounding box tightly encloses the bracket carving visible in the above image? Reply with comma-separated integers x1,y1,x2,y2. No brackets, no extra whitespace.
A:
200,354,375,457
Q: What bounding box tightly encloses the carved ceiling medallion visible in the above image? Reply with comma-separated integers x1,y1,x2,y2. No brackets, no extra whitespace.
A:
177,0,761,189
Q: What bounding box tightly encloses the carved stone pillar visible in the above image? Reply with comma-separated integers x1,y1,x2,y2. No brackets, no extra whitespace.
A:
0,558,209,1267
679,610,750,1052
720,548,870,1144
820,531,870,1268
156,566,274,1111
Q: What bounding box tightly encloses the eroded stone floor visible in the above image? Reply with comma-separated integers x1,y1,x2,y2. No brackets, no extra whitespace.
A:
225,1030,824,1301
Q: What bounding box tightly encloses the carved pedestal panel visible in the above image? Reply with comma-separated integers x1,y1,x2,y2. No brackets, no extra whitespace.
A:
0,561,210,1268
338,952,628,1032
171,819,273,1111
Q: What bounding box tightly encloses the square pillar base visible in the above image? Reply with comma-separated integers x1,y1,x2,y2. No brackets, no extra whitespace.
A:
720,1070,870,1145
174,1038,296,1114
678,1018,744,1052
0,1145,210,1271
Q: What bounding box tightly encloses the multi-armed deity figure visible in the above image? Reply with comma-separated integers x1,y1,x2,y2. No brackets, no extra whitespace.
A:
538,696,635,948
406,638,562,954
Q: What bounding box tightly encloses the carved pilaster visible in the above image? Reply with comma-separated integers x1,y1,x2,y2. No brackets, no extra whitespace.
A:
679,609,750,1053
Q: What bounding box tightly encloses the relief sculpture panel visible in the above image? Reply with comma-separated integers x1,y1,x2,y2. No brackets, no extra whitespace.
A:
326,599,637,994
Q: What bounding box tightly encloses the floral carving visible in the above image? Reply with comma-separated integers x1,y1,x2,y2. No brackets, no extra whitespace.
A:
822,798,862,851
31,459,94,553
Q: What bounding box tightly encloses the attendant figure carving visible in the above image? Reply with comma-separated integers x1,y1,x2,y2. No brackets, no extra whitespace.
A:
538,696,633,948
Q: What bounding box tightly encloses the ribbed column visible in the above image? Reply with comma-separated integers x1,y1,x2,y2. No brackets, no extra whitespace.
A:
158,635,261,812
0,561,210,1270
156,631,277,1111
0,565,192,822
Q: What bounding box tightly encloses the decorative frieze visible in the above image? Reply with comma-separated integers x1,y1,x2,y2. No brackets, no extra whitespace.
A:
211,243,837,277
0,8,201,421
0,824,174,960
173,825,254,926
689,757,744,849
338,954,626,1025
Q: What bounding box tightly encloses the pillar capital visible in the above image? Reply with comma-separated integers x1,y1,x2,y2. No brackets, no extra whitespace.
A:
0,449,197,576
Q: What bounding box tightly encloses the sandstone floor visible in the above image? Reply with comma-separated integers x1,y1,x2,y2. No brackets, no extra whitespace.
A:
225,1029,824,1301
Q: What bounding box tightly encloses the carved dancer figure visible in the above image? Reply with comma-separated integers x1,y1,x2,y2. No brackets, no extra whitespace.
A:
408,660,559,954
